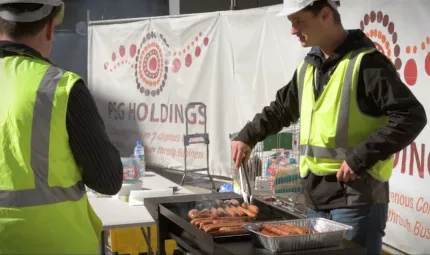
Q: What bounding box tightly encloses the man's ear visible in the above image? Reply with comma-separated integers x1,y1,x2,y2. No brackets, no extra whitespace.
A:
320,6,331,22
45,17,55,41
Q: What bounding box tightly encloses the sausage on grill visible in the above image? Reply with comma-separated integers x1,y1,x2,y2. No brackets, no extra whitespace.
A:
230,199,240,206
236,206,256,218
188,209,199,219
203,222,246,233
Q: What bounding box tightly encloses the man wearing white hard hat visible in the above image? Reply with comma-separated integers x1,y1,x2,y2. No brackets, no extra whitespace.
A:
0,1,123,254
232,0,426,254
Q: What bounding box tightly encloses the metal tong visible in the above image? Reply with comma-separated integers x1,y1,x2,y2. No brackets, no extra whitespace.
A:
239,161,253,205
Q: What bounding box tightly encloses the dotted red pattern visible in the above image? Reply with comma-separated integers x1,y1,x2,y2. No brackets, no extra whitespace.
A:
171,33,210,73
360,11,430,86
104,31,211,97
134,32,170,97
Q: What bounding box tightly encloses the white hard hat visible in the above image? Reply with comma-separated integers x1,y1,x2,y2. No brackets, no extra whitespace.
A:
277,0,338,17
0,0,64,24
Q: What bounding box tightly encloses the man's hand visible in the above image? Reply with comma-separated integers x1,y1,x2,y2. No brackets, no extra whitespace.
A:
336,161,359,183
231,141,251,169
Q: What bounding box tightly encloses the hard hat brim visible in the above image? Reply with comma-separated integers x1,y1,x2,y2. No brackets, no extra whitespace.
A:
276,0,316,17
0,0,64,24
276,0,339,17
276,6,305,17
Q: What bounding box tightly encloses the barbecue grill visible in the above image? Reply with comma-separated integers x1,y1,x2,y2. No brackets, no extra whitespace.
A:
144,193,366,255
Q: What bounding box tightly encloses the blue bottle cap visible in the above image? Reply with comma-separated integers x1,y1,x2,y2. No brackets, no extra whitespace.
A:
219,183,234,193
136,140,142,145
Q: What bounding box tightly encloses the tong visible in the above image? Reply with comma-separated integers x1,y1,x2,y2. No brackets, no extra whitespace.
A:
239,161,253,205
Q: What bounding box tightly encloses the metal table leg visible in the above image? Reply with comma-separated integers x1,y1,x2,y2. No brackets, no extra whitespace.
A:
100,230,106,255
147,226,151,245
141,227,154,255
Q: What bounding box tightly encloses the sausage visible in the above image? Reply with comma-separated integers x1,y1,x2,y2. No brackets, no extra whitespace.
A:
247,204,259,214
193,213,211,219
203,222,246,233
196,209,209,216
230,199,240,206
203,223,245,233
212,216,250,221
193,219,202,226
260,229,279,236
281,224,306,235
236,206,256,218
278,224,315,234
230,206,246,217
241,203,259,215
213,219,247,224
210,208,218,218
224,207,238,217
188,209,199,219
277,224,299,235
216,207,227,217
190,218,199,225
222,200,232,207
218,227,248,235
262,224,291,236
199,219,215,228
293,226,313,234
219,226,244,232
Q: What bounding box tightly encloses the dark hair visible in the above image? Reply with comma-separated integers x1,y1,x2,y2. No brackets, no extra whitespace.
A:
303,0,341,24
0,3,61,39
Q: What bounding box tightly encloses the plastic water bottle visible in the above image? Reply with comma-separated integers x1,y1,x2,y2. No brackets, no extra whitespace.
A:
134,140,145,178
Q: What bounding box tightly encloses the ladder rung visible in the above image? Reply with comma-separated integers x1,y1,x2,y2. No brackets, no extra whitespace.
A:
185,168,208,172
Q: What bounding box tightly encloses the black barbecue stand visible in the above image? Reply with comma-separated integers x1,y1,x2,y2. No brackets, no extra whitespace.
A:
145,193,366,255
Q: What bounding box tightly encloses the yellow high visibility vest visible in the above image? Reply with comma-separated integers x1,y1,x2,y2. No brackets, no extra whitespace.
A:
298,48,394,182
0,51,102,254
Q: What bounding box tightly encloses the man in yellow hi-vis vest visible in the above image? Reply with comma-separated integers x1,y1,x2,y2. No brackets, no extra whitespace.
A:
231,1,427,254
0,0,123,254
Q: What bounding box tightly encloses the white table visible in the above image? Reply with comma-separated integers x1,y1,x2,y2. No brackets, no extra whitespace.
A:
89,172,211,254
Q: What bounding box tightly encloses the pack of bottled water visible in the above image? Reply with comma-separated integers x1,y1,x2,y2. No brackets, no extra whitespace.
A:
122,140,146,183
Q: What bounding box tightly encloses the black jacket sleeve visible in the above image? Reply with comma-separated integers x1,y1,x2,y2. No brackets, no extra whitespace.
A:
234,71,301,148
66,80,123,195
346,52,427,174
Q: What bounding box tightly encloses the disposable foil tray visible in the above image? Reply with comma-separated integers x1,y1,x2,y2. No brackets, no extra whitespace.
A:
242,218,353,252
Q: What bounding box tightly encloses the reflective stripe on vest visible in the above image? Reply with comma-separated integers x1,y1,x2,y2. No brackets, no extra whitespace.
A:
0,65,85,208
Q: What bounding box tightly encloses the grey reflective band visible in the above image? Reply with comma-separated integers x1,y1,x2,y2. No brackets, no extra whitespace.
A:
0,4,52,23
0,65,86,208
334,49,368,149
297,62,308,113
300,145,353,161
300,48,375,159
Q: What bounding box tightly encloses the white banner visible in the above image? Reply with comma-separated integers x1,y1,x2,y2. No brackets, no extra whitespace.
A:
88,13,236,176
88,1,430,253
340,1,430,253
